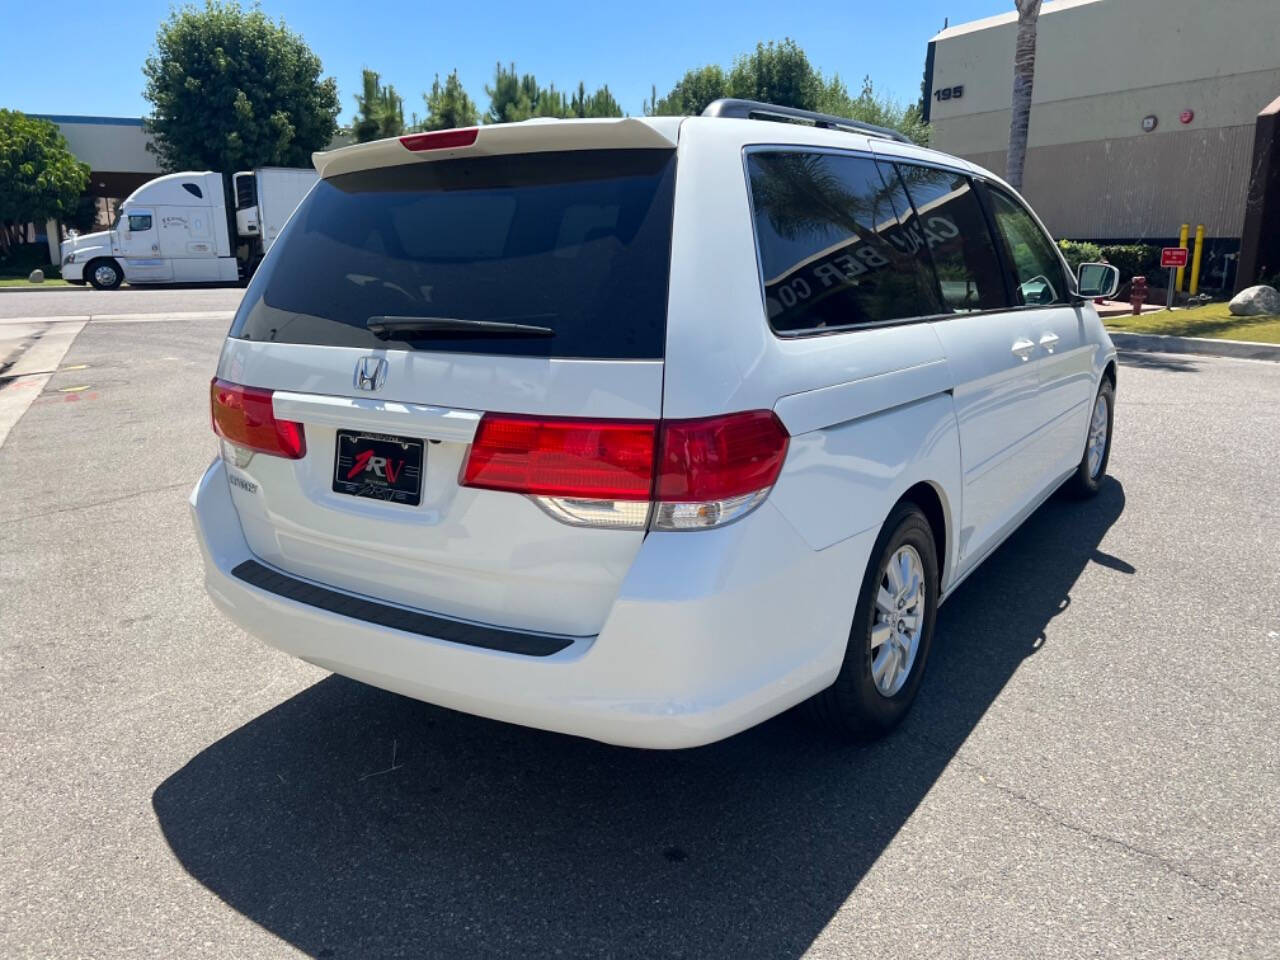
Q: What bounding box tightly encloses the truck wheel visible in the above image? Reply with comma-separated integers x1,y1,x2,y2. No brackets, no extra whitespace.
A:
86,259,123,290
803,502,939,741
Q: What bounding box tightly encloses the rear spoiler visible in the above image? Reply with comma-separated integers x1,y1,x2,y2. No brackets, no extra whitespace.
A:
313,117,681,179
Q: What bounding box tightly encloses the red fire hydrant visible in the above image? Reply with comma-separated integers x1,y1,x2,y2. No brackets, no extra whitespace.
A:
1130,276,1148,316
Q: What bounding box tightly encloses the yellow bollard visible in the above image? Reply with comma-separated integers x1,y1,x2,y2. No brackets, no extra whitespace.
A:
1176,223,1189,291
1189,224,1205,297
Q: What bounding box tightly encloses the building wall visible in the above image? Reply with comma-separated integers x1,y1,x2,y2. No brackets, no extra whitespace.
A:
927,0,1280,240
33,115,161,176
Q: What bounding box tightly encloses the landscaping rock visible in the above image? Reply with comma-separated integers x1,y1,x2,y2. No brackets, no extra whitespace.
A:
1229,284,1280,316
27,269,44,284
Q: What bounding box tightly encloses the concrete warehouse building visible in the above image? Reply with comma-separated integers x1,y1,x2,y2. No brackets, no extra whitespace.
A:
31,114,163,202
23,115,163,264
924,0,1280,289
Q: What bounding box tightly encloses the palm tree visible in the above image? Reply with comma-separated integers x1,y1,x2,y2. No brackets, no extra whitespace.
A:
1005,0,1043,190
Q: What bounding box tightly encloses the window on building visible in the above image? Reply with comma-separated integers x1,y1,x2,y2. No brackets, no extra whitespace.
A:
746,151,945,333
127,214,152,232
894,164,1009,313
182,182,203,199
984,186,1070,306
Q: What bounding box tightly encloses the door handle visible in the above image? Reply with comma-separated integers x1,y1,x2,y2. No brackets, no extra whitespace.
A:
1039,332,1061,353
1011,338,1036,361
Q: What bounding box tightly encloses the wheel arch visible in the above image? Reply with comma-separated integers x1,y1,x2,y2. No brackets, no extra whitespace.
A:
85,256,125,289
893,480,951,589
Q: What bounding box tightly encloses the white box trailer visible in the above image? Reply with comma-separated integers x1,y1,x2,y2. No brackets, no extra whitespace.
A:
233,167,320,266
61,166,318,289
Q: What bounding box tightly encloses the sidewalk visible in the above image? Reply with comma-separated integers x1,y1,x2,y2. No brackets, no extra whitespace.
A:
1094,301,1162,319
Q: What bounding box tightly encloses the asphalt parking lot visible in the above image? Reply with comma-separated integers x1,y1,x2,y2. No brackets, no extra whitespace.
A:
1,298,1278,958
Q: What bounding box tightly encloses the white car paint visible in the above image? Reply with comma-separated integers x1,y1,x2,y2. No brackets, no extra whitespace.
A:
191,113,1116,748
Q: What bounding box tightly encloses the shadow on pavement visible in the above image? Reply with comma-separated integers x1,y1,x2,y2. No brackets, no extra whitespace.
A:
153,479,1127,959
1116,349,1203,374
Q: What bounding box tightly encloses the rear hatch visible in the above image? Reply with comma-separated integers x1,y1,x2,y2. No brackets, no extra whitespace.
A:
214,123,678,637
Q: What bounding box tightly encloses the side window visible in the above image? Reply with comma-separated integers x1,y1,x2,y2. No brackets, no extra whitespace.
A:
127,213,152,232
894,164,1008,313
746,151,945,334
235,175,258,210
985,186,1069,306
182,182,203,199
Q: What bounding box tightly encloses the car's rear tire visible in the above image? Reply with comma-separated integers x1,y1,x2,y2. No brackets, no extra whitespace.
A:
86,258,123,290
1064,379,1114,499
804,502,939,741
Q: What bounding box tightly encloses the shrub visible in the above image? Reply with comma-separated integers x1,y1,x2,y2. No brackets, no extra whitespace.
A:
1100,244,1161,283
1057,240,1102,272
0,243,56,279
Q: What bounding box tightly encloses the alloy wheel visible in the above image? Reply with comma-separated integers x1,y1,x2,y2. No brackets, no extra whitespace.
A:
871,544,926,696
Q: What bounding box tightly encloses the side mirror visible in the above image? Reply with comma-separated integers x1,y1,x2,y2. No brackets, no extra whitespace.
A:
1077,262,1120,299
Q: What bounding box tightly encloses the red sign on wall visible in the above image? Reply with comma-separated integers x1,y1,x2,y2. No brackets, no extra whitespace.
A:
1160,247,1189,268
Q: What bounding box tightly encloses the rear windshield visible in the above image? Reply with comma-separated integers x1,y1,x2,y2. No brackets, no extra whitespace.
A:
230,150,676,359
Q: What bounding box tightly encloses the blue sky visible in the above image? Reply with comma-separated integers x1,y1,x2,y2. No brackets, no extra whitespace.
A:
4,0,1010,122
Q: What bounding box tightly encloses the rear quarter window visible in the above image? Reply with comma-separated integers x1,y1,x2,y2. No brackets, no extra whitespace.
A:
745,150,945,334
230,150,676,359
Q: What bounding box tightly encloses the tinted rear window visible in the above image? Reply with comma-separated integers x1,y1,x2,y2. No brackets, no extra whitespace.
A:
230,150,676,359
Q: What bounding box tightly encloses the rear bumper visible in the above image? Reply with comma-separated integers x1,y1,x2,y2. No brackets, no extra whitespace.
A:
191,459,872,748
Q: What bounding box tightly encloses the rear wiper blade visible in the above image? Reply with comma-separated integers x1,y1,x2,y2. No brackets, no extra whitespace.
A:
365,315,555,338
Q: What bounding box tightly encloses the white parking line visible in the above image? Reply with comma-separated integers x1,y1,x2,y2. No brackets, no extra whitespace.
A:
0,321,87,449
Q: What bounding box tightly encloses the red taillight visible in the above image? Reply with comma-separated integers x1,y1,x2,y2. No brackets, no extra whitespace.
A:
399,128,479,152
462,414,657,500
210,378,306,459
655,411,789,502
460,410,789,518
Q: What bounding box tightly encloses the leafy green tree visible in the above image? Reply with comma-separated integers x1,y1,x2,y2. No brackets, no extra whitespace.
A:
142,1,340,172
820,75,930,145
486,64,615,123
0,110,90,256
353,68,405,143
571,82,623,118
485,63,572,122
648,39,927,144
646,64,728,116
422,70,479,130
728,39,822,108
486,62,524,123
535,84,572,118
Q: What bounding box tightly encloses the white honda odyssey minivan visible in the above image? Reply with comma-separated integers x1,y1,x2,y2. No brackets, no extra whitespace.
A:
191,100,1120,749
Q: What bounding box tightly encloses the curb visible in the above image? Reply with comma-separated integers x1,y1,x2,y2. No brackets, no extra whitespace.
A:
1107,330,1280,362
0,285,85,294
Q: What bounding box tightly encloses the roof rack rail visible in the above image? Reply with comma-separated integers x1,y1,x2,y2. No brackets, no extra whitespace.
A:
701,98,912,144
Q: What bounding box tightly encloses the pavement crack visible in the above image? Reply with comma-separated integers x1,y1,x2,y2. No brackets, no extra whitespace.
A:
929,743,1273,914
0,480,190,525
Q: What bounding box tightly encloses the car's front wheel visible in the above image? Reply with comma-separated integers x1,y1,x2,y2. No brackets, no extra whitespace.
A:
86,258,123,291
804,502,940,741
1065,378,1114,498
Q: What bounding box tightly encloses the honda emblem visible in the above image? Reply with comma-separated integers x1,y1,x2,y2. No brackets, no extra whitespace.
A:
355,356,388,391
